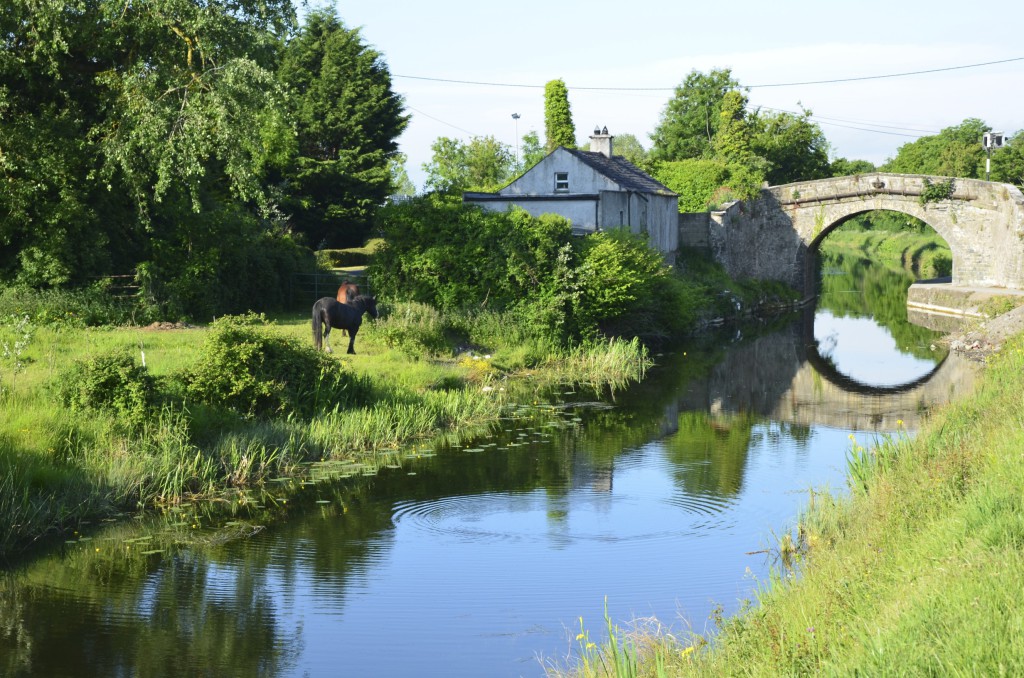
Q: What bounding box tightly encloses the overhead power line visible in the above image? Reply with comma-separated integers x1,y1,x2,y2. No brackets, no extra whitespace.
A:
746,56,1024,88
393,56,1024,92
756,105,939,137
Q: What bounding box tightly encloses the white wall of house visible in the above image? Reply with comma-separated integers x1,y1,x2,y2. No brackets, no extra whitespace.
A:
464,135,679,254
501,149,618,196
470,198,600,232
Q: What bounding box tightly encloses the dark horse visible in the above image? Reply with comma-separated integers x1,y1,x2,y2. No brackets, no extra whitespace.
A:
312,295,378,355
335,281,360,336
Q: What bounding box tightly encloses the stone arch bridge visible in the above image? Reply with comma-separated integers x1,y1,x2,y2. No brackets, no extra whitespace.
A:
695,173,1024,297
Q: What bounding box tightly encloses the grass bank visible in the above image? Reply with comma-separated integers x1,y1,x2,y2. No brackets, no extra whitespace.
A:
0,305,649,562
823,228,952,279
554,331,1024,677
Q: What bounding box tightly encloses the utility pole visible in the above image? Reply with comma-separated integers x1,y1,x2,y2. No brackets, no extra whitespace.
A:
511,113,521,168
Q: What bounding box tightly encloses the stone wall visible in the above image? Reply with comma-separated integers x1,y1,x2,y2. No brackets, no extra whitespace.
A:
678,212,710,249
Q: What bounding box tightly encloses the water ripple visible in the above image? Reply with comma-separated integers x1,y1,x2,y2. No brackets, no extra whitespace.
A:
390,484,737,547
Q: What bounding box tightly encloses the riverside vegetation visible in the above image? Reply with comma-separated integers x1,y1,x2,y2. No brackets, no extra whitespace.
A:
0,300,645,561
0,200,796,562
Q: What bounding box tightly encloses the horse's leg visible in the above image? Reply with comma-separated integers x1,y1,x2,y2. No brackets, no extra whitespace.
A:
324,324,333,353
347,327,357,354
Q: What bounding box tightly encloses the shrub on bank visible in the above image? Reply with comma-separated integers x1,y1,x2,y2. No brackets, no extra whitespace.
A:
54,349,157,432
182,313,372,418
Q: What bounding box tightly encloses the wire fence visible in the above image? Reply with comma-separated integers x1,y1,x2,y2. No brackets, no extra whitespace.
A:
289,271,371,308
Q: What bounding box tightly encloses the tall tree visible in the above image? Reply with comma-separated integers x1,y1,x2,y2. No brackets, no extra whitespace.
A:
275,8,408,248
423,136,515,194
750,105,831,185
544,79,576,152
650,69,741,162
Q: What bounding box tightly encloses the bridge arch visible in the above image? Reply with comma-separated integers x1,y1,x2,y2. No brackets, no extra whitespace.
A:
705,173,1024,297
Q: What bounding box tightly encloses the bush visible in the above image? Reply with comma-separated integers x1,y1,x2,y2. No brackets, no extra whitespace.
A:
183,313,371,418
654,159,731,212
54,349,156,431
372,195,575,315
136,206,314,322
573,229,671,337
0,284,153,328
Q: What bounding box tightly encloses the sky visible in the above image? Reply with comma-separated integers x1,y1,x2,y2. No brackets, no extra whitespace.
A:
314,1,1024,191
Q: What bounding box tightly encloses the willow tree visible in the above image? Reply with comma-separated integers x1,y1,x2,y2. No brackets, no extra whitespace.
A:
544,79,576,152
0,0,296,287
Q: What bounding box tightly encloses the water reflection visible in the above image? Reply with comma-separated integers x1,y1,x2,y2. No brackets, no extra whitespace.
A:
0,260,983,678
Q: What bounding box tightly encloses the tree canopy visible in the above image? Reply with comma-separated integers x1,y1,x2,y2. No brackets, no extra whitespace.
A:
648,69,829,210
882,119,988,178
1,3,407,318
422,136,515,194
650,69,740,162
1,0,297,288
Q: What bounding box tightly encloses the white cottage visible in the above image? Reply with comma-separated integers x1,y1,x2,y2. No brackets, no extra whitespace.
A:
463,128,679,254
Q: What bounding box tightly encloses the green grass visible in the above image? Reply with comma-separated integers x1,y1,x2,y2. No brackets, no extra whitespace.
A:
0,308,649,561
551,333,1024,677
824,229,952,279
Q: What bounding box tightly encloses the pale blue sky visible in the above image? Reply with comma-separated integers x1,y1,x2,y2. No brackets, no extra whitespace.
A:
316,1,1024,190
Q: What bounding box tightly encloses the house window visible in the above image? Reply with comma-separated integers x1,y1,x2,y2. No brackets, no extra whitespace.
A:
554,172,569,192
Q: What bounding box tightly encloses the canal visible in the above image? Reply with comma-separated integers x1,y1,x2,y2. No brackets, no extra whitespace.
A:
0,253,980,677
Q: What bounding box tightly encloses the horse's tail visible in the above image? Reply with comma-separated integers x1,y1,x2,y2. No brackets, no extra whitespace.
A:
312,302,323,350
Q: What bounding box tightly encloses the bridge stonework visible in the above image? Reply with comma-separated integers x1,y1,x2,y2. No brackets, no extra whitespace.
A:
704,173,1024,297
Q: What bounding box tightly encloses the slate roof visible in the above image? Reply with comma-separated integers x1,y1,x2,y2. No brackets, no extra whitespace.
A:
563,148,677,196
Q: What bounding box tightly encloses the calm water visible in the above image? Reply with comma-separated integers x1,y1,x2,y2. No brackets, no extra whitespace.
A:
0,257,980,677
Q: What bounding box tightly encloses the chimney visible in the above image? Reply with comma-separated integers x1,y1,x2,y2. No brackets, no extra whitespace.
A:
589,125,614,158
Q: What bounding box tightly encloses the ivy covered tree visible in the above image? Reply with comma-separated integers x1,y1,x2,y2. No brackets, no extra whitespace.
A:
544,79,577,152
275,8,408,248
